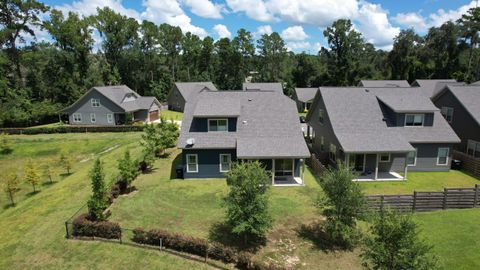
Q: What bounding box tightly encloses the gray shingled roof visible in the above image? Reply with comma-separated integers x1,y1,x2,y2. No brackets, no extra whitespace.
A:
174,82,218,102
443,85,480,125
359,80,410,88
316,87,459,153
374,88,439,113
295,88,318,102
193,94,241,117
242,82,284,94
412,79,459,98
62,85,159,112
178,91,310,158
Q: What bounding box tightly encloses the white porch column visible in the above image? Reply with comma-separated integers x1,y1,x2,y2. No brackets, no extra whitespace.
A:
375,154,379,180
301,159,305,185
271,159,275,185
403,153,408,180
345,153,350,168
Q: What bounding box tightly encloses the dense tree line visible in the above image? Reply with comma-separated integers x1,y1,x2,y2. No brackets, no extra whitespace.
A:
1,1,480,127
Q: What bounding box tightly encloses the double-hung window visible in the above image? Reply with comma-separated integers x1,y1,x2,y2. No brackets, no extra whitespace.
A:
73,113,82,123
407,148,417,166
441,107,454,123
320,136,325,151
186,154,198,173
405,114,424,126
90,113,96,123
437,147,449,166
107,114,113,123
91,98,100,107
318,109,325,124
467,140,480,158
208,119,228,132
219,154,231,172
329,144,337,161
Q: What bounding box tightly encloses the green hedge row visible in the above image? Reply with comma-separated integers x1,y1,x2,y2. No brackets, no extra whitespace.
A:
131,228,285,270
72,214,121,239
0,125,144,135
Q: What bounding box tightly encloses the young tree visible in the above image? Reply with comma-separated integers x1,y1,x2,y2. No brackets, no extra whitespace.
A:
224,161,272,245
59,152,73,174
87,158,108,221
157,118,179,156
117,150,139,191
362,209,437,270
42,160,57,184
0,133,13,154
318,165,365,248
24,159,41,193
2,170,20,205
140,123,160,169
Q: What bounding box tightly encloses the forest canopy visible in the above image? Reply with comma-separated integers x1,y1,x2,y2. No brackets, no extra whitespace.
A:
1,0,480,127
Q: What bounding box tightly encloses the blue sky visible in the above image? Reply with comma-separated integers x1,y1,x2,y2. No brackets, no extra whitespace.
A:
38,0,476,52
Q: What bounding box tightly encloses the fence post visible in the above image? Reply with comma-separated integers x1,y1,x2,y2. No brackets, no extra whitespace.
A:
160,238,163,250
412,191,417,212
119,229,122,244
443,188,447,210
65,221,70,239
474,184,479,208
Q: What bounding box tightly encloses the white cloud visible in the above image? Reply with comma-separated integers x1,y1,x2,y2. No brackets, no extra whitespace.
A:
213,24,232,39
394,12,428,32
183,0,223,19
355,2,400,47
254,25,273,37
285,41,323,53
394,1,477,33
56,0,208,38
226,0,276,22
56,0,141,19
281,25,308,41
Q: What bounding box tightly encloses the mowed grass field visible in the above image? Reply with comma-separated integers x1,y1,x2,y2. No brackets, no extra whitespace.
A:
0,133,212,270
1,132,480,269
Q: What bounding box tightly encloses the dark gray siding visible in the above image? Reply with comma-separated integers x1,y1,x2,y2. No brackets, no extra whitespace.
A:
307,92,342,164
434,90,480,151
378,101,434,127
65,90,124,125
189,118,237,132
182,149,237,178
167,86,186,112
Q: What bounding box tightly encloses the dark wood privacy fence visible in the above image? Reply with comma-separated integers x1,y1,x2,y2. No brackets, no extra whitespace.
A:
367,185,480,213
308,153,327,175
453,150,480,178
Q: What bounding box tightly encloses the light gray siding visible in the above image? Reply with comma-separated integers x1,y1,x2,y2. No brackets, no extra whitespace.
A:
434,90,480,152
65,90,124,125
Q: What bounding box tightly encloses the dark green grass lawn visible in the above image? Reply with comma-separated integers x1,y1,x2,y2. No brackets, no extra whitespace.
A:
0,133,212,270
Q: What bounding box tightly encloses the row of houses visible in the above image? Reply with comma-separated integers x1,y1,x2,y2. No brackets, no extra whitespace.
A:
61,79,479,184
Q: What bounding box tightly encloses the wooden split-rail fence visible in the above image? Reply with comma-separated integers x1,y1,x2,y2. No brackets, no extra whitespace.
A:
366,185,480,213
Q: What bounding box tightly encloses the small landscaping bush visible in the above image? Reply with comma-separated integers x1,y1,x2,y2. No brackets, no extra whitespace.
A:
72,214,121,239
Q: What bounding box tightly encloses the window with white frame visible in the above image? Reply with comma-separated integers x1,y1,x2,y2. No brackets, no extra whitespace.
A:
107,114,113,123
437,147,449,165
219,154,231,172
186,154,198,172
440,107,454,123
379,153,390,162
405,114,424,126
208,119,228,132
73,113,82,123
407,148,417,166
318,109,325,124
329,144,336,161
91,98,100,107
90,113,96,123
467,140,480,158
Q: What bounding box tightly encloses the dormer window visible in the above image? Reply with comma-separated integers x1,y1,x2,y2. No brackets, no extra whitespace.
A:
91,98,100,107
441,107,454,123
123,93,137,102
318,109,325,124
208,119,228,132
405,114,424,126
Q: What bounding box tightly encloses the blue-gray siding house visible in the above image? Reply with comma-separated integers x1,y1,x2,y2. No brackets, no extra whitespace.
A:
306,87,460,181
167,82,217,112
178,89,310,185
61,85,162,125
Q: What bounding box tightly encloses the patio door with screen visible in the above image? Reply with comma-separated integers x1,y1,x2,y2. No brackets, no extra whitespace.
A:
274,159,294,179
349,154,365,172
